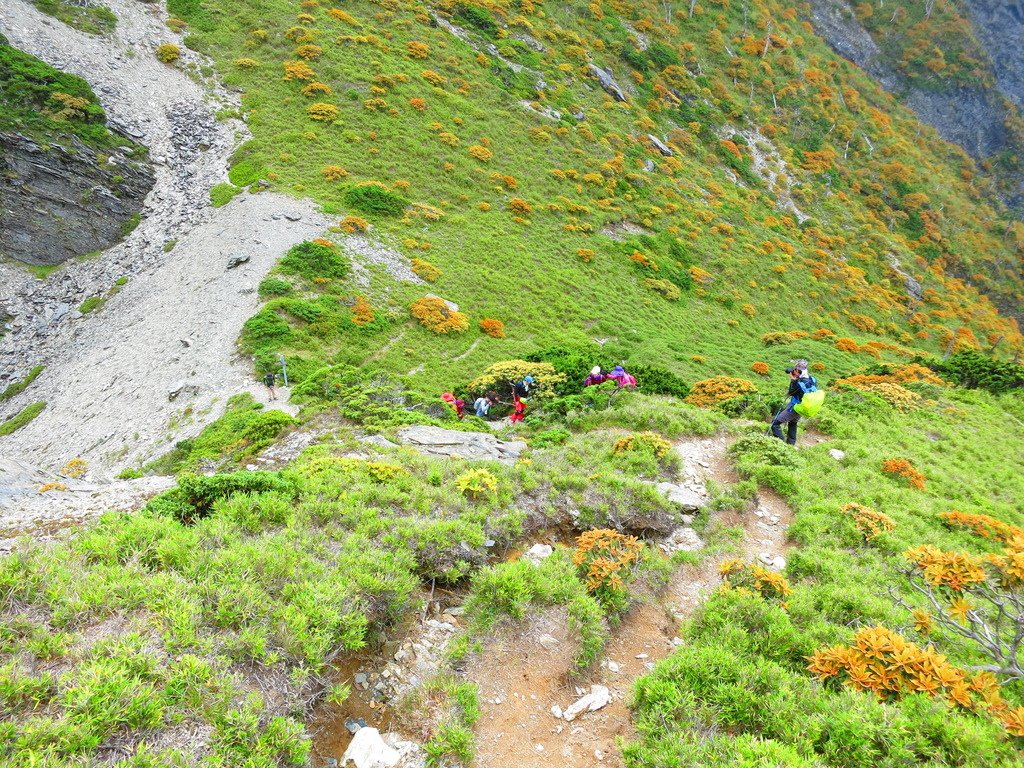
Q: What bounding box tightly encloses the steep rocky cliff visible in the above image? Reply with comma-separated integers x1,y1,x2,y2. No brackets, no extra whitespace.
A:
0,35,153,267
808,0,1024,210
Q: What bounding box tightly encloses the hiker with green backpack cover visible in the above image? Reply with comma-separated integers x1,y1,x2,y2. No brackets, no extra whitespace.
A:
769,359,824,445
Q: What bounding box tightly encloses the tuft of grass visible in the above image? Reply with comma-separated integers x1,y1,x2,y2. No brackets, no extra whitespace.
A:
0,401,46,436
0,365,44,402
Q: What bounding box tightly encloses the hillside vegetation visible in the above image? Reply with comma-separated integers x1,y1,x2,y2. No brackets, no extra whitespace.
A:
3,0,1024,766
165,0,1023,395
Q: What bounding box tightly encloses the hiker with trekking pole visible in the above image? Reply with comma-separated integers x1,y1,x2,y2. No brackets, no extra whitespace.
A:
768,359,824,446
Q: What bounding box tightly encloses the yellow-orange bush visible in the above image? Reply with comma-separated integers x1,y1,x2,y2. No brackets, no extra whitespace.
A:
420,69,446,86
61,458,88,478
479,318,505,338
881,458,926,490
577,248,595,263
719,559,791,602
307,102,339,121
612,432,671,459
302,82,332,96
283,61,316,81
573,528,642,606
235,58,260,68
761,330,809,345
410,297,468,334
751,361,770,376
327,8,359,24
834,336,861,353
321,165,348,181
409,97,427,111
508,198,532,216
940,510,1024,546
156,43,181,63
407,41,429,59
808,626,994,709
294,44,323,59
903,545,987,591
468,144,492,162
841,502,895,541
685,376,758,409
410,258,441,282
351,296,374,326
339,215,368,233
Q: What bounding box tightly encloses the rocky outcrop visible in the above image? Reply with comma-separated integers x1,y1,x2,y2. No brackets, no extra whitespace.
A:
396,425,526,463
0,131,153,266
807,0,1024,209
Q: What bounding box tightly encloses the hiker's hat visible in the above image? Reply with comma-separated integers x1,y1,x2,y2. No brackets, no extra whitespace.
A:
611,365,625,375
523,375,535,384
441,392,456,403
591,366,601,376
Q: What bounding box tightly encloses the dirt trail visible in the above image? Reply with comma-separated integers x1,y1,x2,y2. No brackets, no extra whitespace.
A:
467,432,796,768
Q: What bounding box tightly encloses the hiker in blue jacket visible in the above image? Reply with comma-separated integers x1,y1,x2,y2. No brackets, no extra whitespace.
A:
770,359,816,445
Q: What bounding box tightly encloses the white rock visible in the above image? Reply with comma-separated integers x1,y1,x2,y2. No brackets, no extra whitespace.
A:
341,727,400,768
659,527,705,554
563,685,611,721
829,448,846,461
525,543,554,564
607,660,621,673
550,705,563,718
538,633,559,650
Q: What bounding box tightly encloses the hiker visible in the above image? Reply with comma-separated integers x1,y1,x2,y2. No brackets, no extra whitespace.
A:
474,393,492,418
512,375,535,400
583,366,606,387
606,365,637,390
442,392,465,420
262,371,277,401
770,359,817,446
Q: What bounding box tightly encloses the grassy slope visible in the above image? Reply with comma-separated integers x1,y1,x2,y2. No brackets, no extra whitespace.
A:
173,0,1021,396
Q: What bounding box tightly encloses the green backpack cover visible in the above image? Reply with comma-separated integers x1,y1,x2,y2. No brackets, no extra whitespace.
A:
794,389,825,417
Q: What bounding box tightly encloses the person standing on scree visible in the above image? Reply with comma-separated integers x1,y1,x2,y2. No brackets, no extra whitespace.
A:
262,371,277,401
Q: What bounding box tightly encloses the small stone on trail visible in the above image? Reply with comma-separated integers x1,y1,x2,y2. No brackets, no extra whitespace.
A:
606,660,621,673
538,633,559,650
635,653,649,659
829,449,846,461
550,705,563,719
345,718,367,734
659,527,705,554
226,254,250,269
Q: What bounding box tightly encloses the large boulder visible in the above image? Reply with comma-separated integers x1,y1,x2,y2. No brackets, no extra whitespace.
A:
396,425,526,464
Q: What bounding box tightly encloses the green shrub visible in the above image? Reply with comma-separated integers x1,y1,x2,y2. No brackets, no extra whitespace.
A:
279,240,348,280
147,470,295,523
240,309,295,352
209,183,241,207
342,183,409,216
258,277,293,298
78,296,105,314
922,351,1024,393
0,401,46,436
452,2,498,36
0,365,44,402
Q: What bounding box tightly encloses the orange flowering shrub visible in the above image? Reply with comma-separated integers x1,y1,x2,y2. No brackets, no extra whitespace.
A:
719,139,742,159
321,165,348,180
881,458,926,490
294,44,323,59
719,559,791,602
407,41,429,58
420,69,446,86
468,144,492,162
573,528,643,611
410,258,441,282
409,97,427,111
760,330,809,345
477,202,491,211
577,248,595,263
307,102,339,121
809,626,989,708
834,337,861,353
751,361,770,376
327,8,360,24
629,250,657,270
302,82,333,96
508,198,532,216
940,510,1024,546
685,376,758,409
234,58,260,68
282,61,316,81
612,432,672,459
339,215,368,233
410,297,468,334
479,318,505,338
842,380,922,411
904,545,987,591
351,296,374,326
841,503,895,541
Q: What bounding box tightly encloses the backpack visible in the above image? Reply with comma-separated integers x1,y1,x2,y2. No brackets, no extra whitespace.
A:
797,375,818,395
